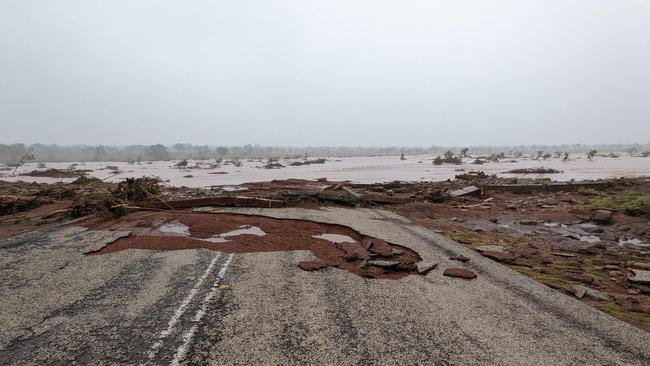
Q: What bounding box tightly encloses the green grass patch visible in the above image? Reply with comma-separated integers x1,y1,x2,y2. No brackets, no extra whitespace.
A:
590,191,650,216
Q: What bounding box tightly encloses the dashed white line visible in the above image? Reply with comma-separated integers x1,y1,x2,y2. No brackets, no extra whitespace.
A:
146,252,222,361
170,253,234,366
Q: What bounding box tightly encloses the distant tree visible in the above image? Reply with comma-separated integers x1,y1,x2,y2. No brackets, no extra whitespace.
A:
400,153,406,161
93,146,107,161
460,148,469,157
444,150,455,161
216,146,229,157
146,144,170,161
587,150,598,160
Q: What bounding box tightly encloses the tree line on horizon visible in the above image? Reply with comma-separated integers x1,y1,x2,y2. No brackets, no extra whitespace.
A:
0,142,649,163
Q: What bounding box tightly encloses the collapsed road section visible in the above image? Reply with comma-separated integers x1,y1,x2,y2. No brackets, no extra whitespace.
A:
81,211,424,280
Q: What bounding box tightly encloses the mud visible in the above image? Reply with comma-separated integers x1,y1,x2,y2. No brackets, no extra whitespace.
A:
82,212,421,279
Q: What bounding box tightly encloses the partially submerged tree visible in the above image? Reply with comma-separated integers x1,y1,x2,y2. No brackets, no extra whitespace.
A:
587,150,598,160
433,151,462,165
11,153,35,175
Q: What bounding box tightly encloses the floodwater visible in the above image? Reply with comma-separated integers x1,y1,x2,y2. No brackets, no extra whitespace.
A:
158,221,191,236
2,155,649,188
202,225,267,243
312,233,357,244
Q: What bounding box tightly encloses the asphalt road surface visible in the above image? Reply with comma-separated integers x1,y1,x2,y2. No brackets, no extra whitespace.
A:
1,207,649,365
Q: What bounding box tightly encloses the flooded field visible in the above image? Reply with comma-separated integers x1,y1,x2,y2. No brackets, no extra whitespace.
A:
2,155,649,187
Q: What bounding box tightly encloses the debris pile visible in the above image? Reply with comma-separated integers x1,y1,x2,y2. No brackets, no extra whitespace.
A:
288,158,326,166
503,167,562,174
70,177,161,218
20,168,91,178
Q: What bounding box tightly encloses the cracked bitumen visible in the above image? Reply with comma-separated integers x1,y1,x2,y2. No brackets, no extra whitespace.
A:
0,207,649,365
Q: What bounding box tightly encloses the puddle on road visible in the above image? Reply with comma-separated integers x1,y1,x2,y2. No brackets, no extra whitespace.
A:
202,225,266,243
216,186,248,192
159,221,190,236
618,238,648,247
312,233,357,244
577,235,601,243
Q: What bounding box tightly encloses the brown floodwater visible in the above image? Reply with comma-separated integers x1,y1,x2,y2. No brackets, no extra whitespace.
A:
2,155,648,188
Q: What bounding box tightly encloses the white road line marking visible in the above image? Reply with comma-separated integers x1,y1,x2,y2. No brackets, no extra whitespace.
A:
146,253,222,361
169,325,197,366
169,253,234,366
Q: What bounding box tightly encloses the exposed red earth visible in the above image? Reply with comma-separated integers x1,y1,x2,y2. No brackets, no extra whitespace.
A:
81,211,421,280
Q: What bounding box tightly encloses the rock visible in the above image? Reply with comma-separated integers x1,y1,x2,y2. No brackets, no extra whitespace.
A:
481,251,515,262
298,261,328,271
452,255,470,262
367,239,393,256
572,285,608,301
365,241,374,251
578,223,603,233
519,219,539,225
367,260,399,268
443,267,477,279
602,264,620,271
416,261,439,274
628,269,650,284
538,197,559,205
359,259,369,269
573,286,586,299
590,210,613,223
475,245,505,253
579,243,606,254
551,252,577,258
390,248,404,256
630,262,650,271
630,283,650,294
448,185,481,198
609,271,624,277
566,273,594,284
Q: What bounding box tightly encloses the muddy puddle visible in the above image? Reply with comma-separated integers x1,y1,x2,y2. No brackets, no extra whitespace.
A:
83,212,421,279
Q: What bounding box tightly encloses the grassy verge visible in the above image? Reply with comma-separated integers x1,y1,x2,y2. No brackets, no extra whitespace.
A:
590,191,650,217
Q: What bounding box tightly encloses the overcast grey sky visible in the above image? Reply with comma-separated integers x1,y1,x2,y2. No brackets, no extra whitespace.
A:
1,1,649,146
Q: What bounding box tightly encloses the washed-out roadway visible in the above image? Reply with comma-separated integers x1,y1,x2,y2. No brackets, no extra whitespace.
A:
0,207,648,365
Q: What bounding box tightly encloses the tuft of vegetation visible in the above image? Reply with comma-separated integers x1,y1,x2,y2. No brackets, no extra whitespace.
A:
432,151,462,165
114,177,161,202
590,191,650,217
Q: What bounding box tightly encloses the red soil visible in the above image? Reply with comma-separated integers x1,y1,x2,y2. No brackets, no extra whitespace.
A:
82,211,421,280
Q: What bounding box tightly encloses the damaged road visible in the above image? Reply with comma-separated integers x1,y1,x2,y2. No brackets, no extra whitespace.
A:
1,207,649,365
